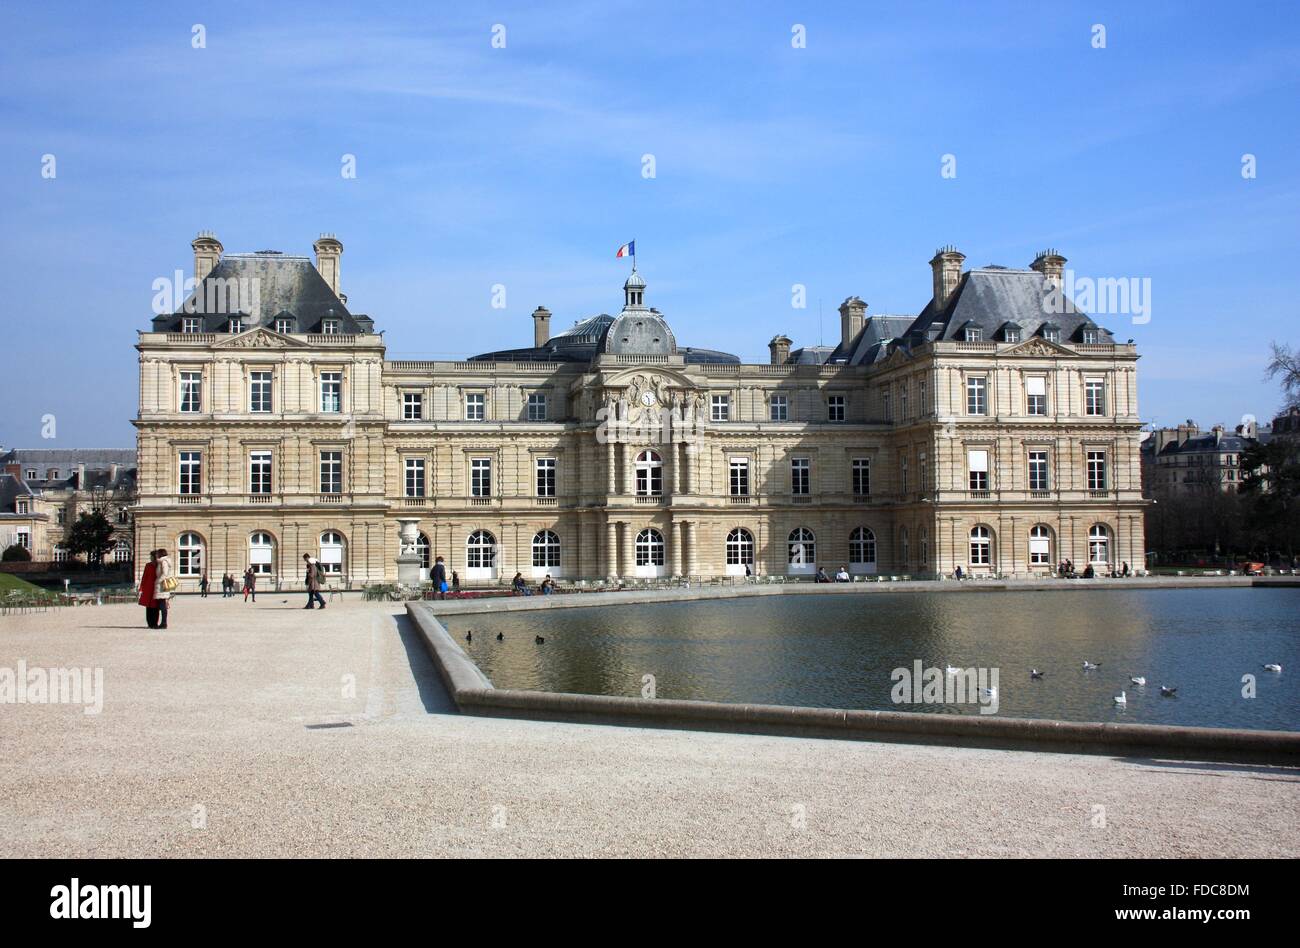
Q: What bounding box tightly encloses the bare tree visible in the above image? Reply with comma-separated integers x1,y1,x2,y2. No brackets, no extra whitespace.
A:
1266,342,1300,409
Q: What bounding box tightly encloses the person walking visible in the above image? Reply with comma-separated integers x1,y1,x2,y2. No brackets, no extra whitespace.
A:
199,572,209,598
451,570,460,596
154,548,174,629
138,550,159,629
243,567,257,603
303,553,326,609
431,555,447,601
224,572,234,597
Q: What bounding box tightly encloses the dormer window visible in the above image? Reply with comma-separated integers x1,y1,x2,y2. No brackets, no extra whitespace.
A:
274,317,293,334
322,319,340,335
181,317,200,334
229,318,243,334
25,469,37,480
964,326,983,342
1004,326,1021,343
1042,325,1061,343
1081,327,1100,344
16,499,29,514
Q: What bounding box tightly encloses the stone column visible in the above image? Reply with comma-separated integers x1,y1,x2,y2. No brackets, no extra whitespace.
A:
671,519,683,577
686,521,699,577
671,442,682,496
620,521,635,578
606,520,618,579
624,444,636,495
607,441,616,495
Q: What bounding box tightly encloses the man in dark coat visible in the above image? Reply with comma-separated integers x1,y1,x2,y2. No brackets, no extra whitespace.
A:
431,555,447,600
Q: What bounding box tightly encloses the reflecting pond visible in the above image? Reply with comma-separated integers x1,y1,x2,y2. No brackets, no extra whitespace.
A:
444,588,1300,730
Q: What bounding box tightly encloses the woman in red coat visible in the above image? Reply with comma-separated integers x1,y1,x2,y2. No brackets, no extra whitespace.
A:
138,550,159,629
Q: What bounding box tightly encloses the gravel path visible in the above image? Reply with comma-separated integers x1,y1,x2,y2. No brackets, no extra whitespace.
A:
1,598,1296,858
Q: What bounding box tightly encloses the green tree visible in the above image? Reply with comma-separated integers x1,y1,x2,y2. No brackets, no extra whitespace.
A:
2,544,32,562
65,510,116,567
1239,439,1300,557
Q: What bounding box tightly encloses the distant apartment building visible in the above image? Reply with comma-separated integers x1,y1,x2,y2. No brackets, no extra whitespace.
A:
1140,420,1271,496
0,448,137,563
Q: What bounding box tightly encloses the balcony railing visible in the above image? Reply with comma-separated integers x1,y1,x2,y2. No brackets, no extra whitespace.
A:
403,497,427,507
1029,490,1051,499
249,493,273,503
470,497,492,506
635,495,664,504
535,497,558,505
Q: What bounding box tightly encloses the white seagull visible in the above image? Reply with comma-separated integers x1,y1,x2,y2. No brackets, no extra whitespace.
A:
1263,663,1282,673
1030,669,1044,679
1160,686,1177,697
1130,676,1147,686
1082,661,1100,671
1114,691,1127,705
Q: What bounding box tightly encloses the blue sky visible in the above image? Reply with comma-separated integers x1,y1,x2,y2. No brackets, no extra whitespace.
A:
1,0,1298,447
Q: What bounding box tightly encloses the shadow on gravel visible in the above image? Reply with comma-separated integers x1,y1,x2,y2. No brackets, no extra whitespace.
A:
1122,758,1300,781
393,612,458,715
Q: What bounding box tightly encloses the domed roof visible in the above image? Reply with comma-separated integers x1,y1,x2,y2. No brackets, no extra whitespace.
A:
623,268,646,290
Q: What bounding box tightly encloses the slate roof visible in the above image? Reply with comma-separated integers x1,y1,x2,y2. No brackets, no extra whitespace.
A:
470,310,740,364
0,473,35,512
150,252,373,334
899,267,1113,347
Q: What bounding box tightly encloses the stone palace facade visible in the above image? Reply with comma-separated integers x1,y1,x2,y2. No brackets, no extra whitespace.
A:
133,234,1147,588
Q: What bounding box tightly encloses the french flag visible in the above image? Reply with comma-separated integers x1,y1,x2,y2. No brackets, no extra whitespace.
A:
615,240,635,259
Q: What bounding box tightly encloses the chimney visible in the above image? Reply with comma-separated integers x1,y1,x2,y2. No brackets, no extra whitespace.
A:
1030,248,1067,290
109,463,120,484
838,297,867,350
532,306,552,348
769,334,792,365
77,463,86,488
929,246,965,311
313,234,344,297
192,231,223,284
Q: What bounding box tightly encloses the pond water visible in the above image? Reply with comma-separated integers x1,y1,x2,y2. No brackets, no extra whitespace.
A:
444,588,1300,731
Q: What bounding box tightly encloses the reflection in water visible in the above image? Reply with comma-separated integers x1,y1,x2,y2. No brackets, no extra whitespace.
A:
444,588,1299,731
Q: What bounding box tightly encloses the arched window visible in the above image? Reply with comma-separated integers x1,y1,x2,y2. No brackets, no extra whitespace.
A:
635,528,665,569
415,532,431,570
112,539,132,564
788,527,815,572
319,531,345,575
248,531,275,575
1029,525,1053,567
900,526,910,566
1088,524,1111,564
635,450,663,496
532,530,561,570
969,526,992,567
466,530,497,579
849,527,877,573
177,532,204,576
725,528,754,575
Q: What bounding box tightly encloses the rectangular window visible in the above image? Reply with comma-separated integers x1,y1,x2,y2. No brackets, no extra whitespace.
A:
249,451,272,494
536,457,556,497
403,392,423,420
179,451,202,495
919,379,927,414
711,394,729,422
1087,451,1108,490
527,393,548,421
229,318,243,334
24,469,36,481
827,394,845,422
322,319,340,335
791,457,810,495
320,372,342,413
1028,450,1049,491
250,371,272,413
968,449,989,491
1005,327,1021,343
404,458,425,497
899,385,908,419
1085,379,1106,416
465,392,485,421
966,377,987,415
471,458,492,497
57,507,66,524
274,318,293,335
729,458,749,496
1026,375,1046,415
181,317,200,334
16,529,30,549
882,389,892,422
918,451,928,492
179,371,202,413
1082,328,1100,344
319,451,342,494
900,456,909,494
769,394,788,422
852,458,871,496
964,327,983,342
